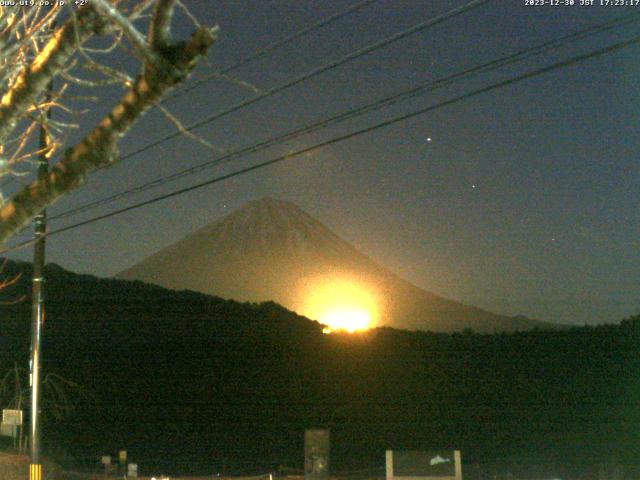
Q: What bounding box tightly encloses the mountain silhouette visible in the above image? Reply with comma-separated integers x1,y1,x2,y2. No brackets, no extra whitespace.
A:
118,197,552,332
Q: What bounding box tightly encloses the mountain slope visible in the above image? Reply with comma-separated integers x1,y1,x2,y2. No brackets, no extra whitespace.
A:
118,197,552,333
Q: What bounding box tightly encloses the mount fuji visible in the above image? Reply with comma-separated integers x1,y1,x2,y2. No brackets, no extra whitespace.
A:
117,197,552,332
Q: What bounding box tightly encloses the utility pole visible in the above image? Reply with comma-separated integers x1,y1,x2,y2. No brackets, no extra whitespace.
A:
29,87,51,480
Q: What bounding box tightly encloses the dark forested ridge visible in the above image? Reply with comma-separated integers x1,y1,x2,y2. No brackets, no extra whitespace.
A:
0,260,638,478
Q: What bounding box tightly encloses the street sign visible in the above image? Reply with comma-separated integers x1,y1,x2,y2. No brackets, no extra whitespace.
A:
101,456,111,465
128,463,138,477
0,423,18,438
119,450,127,462
386,450,462,480
2,409,23,425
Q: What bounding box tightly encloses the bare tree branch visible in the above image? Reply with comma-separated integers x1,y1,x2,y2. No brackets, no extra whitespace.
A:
0,6,103,144
149,0,176,49
128,0,157,22
91,0,160,66
0,24,218,244
156,103,222,153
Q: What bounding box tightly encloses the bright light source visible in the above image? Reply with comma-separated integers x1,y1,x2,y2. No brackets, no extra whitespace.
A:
321,308,371,334
299,275,379,334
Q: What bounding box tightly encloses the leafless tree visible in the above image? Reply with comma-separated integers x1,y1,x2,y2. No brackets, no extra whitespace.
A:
0,1,218,245
1,362,92,451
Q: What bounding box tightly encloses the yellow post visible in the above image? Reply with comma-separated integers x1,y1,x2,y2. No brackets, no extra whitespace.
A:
29,463,42,480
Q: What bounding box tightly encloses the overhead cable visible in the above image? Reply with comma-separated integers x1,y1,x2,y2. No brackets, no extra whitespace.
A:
0,32,627,256
118,0,494,163
50,12,640,221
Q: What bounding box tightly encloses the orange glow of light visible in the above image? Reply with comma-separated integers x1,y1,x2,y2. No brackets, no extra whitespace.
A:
320,308,371,334
299,276,379,334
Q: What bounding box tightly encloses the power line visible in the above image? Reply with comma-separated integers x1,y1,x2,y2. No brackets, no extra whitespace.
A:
0,32,631,256
118,0,494,163
0,1,379,193
165,0,381,101
50,11,640,221
0,0,489,197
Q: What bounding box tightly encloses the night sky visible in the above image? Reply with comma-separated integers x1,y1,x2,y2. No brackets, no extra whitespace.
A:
5,0,639,326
